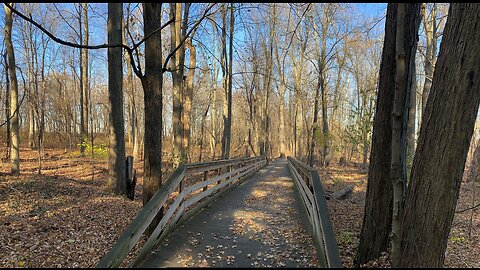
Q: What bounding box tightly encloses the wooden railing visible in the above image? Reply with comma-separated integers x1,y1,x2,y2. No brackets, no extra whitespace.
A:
287,156,342,268
96,156,267,268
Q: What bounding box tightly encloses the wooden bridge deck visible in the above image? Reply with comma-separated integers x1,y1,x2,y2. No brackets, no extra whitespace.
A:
136,158,320,268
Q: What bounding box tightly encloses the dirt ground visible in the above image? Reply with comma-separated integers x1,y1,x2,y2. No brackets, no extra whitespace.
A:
0,148,479,267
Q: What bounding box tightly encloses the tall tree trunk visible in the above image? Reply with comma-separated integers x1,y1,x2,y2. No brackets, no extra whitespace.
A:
4,3,20,174
400,4,480,267
407,63,416,161
278,83,286,157
3,51,11,160
390,4,407,266
141,2,163,235
390,3,420,266
171,3,186,167
421,3,437,115
107,3,127,195
354,4,397,266
79,3,89,155
262,4,274,160
184,30,196,163
123,13,139,160
221,3,233,159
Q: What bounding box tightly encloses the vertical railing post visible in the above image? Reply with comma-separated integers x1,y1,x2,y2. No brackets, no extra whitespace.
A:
202,170,208,192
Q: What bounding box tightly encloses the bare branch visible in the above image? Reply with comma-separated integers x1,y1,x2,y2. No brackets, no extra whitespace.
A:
162,3,217,72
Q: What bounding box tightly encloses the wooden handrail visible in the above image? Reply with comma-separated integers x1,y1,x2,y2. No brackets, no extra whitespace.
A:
96,156,267,268
287,156,342,268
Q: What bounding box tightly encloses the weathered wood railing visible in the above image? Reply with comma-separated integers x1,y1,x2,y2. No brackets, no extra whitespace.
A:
287,156,342,268
97,156,267,268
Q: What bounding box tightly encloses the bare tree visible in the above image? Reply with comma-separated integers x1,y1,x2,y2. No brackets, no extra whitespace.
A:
79,3,89,155
4,3,20,174
106,3,126,195
354,4,397,266
220,3,234,159
184,29,197,162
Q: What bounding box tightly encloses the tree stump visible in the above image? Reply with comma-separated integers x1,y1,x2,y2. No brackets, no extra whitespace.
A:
126,156,137,200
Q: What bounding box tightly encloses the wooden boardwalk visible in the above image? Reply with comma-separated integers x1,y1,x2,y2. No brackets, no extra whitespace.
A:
136,158,320,268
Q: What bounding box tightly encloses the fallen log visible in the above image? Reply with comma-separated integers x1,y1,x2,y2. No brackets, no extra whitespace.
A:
330,185,354,200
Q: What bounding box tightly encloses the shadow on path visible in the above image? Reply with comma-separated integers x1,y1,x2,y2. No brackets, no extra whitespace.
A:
137,158,319,268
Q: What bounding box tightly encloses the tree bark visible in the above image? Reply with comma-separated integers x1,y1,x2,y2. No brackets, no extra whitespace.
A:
390,4,407,265
4,3,20,174
390,3,420,266
107,3,127,195
400,4,480,267
184,31,196,163
354,4,396,266
221,3,233,160
171,3,186,167
79,3,89,155
141,2,164,235
407,63,416,160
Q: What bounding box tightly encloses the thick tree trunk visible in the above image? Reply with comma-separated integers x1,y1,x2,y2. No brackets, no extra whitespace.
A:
107,3,127,195
171,3,186,167
354,4,397,266
4,3,20,174
390,4,407,265
390,3,420,266
400,4,480,267
141,2,163,236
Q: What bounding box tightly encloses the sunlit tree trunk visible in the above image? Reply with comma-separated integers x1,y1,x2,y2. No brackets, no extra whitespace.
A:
4,3,20,174
79,3,89,155
171,3,186,167
184,29,196,163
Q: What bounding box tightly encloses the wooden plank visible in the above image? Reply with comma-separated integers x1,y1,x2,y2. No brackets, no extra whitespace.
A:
129,159,267,268
288,163,314,223
183,163,261,209
133,188,188,264
96,165,185,268
100,156,267,268
289,162,315,206
185,156,262,176
310,171,342,268
187,162,258,193
288,157,342,268
176,160,266,227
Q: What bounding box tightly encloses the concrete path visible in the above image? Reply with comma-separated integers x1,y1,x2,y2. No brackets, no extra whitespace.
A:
137,158,319,268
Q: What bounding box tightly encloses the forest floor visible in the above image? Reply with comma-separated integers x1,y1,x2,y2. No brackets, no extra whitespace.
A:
318,159,480,268
0,148,145,268
0,148,479,268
